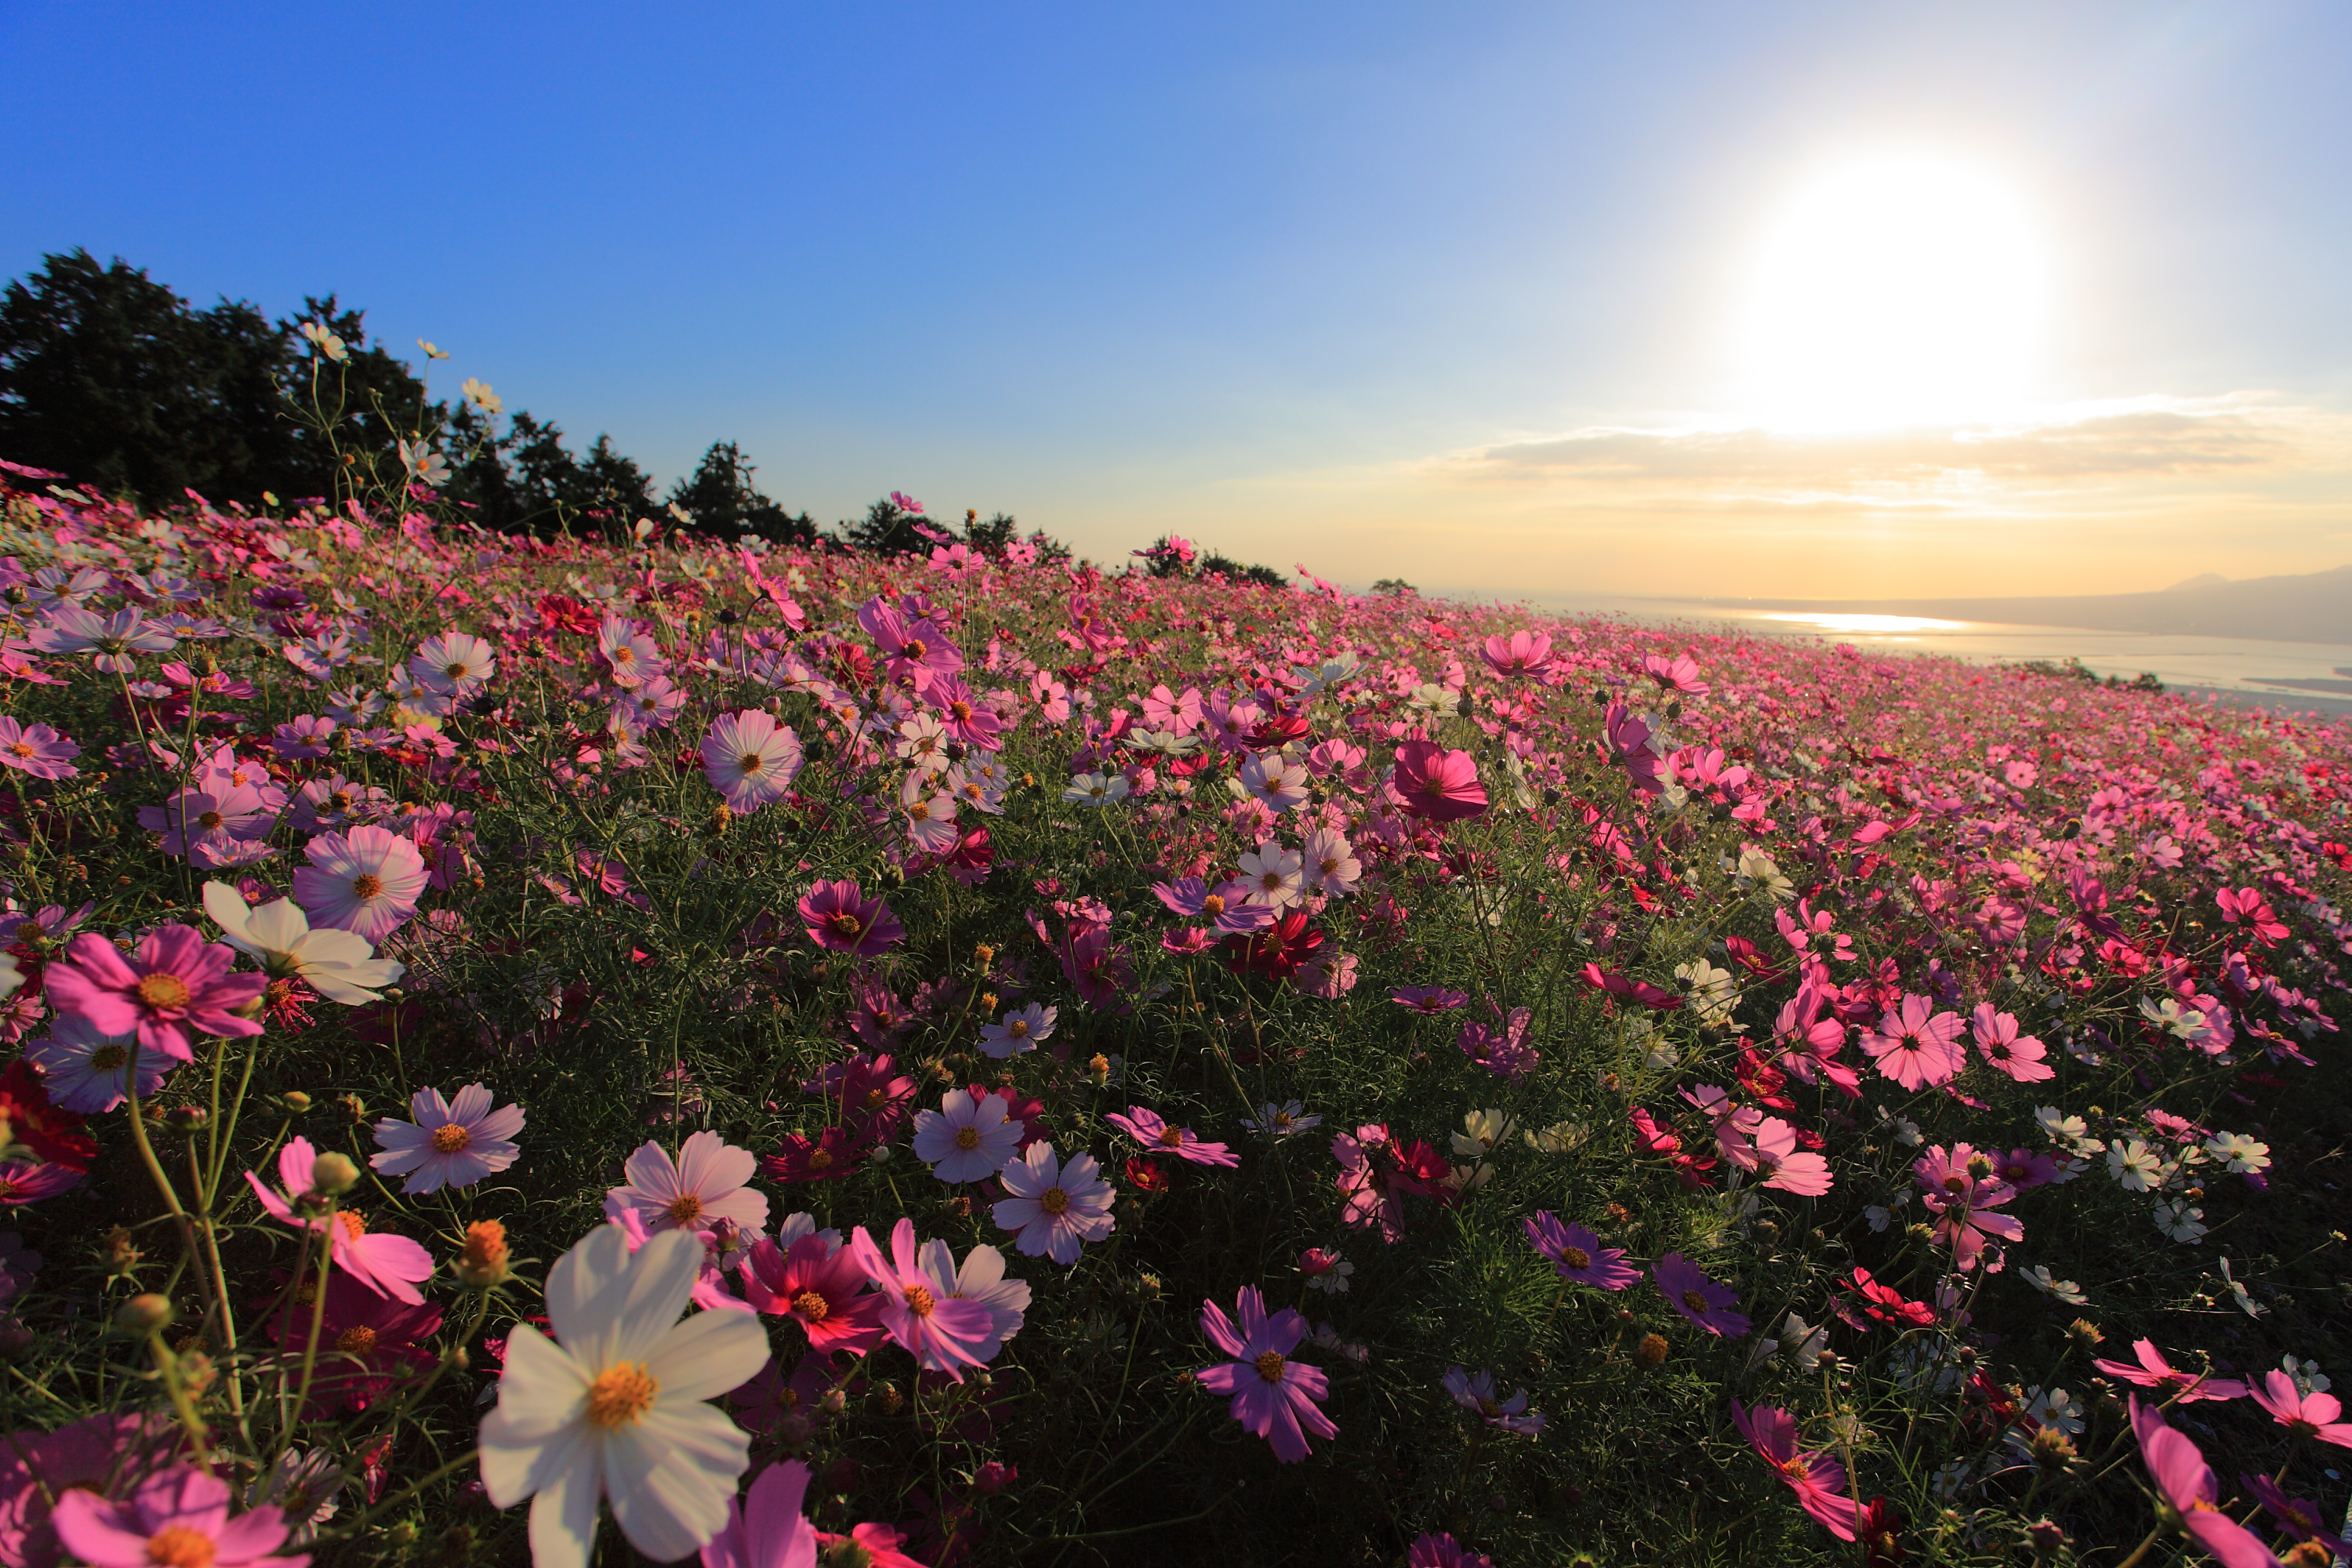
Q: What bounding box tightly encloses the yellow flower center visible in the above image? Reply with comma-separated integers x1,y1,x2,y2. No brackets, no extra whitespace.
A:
1201,895,1225,916
1254,1350,1287,1383
1158,1127,1185,1148
197,811,224,830
144,1525,216,1567
431,1124,472,1153
1682,1289,1709,1314
955,1126,982,1150
829,913,866,938
336,1325,379,1354
1040,1186,1070,1215
666,1192,705,1228
586,1362,659,1428
903,1283,937,1317
136,973,191,1011
90,1044,129,1071
1562,1245,1592,1271
793,1290,831,1322
352,873,384,900
740,751,765,773
1007,1019,1029,1038
808,1148,833,1171
338,1210,368,1241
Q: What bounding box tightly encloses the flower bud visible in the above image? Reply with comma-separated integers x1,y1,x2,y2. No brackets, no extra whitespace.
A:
101,1225,143,1277
455,1221,510,1288
281,1091,313,1113
1634,1333,1669,1370
310,1152,361,1195
116,1294,175,1334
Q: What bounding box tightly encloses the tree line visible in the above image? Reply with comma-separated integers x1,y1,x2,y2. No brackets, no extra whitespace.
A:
0,249,1065,558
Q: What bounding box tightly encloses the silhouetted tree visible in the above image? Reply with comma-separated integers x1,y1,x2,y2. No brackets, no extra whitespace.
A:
670,441,816,545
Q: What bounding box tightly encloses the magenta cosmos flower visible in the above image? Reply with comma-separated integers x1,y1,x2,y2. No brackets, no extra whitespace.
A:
0,717,79,780
1197,1285,1337,1462
993,1142,1116,1263
2249,1369,2352,1447
1105,1105,1239,1167
699,1459,817,1568
797,880,905,956
1858,994,1965,1091
291,824,428,944
1392,740,1487,822
848,1218,995,1380
1406,1534,1493,1568
1523,1212,1639,1290
1968,1003,2054,1083
44,925,264,1063
1730,1400,1859,1541
701,710,804,814
739,1232,887,1354
1654,1253,1751,1337
245,1138,433,1303
2129,1398,2281,1568
1443,1367,1545,1436
604,1131,770,1238
368,1083,524,1194
1389,985,1469,1014
53,1465,307,1568
2092,1338,2249,1403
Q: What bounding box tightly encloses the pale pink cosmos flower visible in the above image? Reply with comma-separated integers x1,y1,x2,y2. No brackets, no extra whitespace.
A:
1641,651,1711,695
1106,1106,1240,1167
1239,753,1309,813
1728,1115,1834,1196
701,710,804,814
1969,1003,2055,1083
597,615,662,687
2248,1369,2352,1447
27,1014,172,1112
1859,994,1966,1091
53,1465,306,1568
977,1003,1056,1058
245,1137,434,1303
1443,1367,1545,1436
1730,1400,1858,1541
910,1089,1023,1183
897,771,959,854
291,825,428,944
992,1142,1116,1263
1299,826,1361,898
44,925,264,1062
914,1237,1031,1363
848,1218,996,1379
604,1131,770,1239
369,1083,524,1194
409,630,497,696
1197,1285,1336,1462
1236,844,1305,909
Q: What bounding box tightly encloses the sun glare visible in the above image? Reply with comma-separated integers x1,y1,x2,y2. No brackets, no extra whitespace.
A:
1732,154,2049,432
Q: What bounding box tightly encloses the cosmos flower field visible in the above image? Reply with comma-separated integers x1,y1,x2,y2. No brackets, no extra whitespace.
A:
0,461,2349,1567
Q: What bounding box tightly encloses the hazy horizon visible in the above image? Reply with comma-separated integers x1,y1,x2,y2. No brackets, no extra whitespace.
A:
8,2,2352,600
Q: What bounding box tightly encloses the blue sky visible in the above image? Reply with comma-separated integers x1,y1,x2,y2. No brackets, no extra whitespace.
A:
7,1,2351,597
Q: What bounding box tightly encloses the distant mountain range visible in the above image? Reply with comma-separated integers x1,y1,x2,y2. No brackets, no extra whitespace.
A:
1683,563,2352,645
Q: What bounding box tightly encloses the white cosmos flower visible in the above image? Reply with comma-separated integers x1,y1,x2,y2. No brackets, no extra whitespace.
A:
480,1226,768,1568
1061,771,1128,806
2023,1265,2087,1305
202,880,404,1004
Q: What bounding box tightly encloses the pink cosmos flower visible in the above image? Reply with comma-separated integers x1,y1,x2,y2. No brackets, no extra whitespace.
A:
0,1157,83,1203
1602,702,1663,794
1523,1212,1639,1290
814,1524,924,1568
1654,1253,1751,1337
1727,1116,1834,1196
1641,651,1711,695
855,598,963,692
291,825,428,944
604,1131,770,1238
2129,1398,2281,1568
245,1138,434,1304
1332,1124,1444,1243
993,1142,1116,1263
1406,1534,1494,1568
699,1460,817,1568
2242,1474,2351,1560
701,710,804,813
796,880,905,956
1443,1367,1545,1436
1730,1400,1859,1541
2092,1338,2249,1403
2248,1369,2352,1446
53,1465,307,1568
1150,876,1274,933
1968,1004,2054,1083
738,1233,887,1355
1480,629,1552,680
1858,994,1966,1091
44,926,264,1062
847,1218,995,1379
1389,986,1469,1014
1197,1285,1337,1462
0,717,78,780
368,1083,524,1194
977,1003,1056,1058
1105,1106,1239,1167
1391,740,1487,822
1911,1143,2024,1271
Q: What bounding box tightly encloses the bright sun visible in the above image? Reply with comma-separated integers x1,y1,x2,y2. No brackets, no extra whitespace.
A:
1732,154,2049,431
